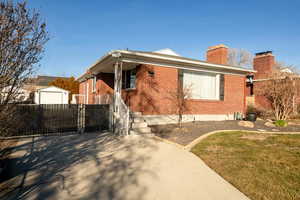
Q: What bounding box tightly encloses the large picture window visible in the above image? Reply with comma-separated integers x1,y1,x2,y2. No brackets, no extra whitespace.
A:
183,71,220,100
122,68,136,89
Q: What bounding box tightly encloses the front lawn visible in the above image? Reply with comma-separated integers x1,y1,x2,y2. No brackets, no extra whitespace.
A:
191,131,300,200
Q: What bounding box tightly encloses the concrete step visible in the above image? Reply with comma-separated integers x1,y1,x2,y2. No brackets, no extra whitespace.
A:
131,112,142,117
132,122,148,128
131,127,151,134
133,117,144,123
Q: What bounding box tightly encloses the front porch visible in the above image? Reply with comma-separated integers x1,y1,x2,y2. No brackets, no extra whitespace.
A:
87,53,146,135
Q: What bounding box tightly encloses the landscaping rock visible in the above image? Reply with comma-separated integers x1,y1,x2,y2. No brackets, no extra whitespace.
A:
264,121,276,127
287,121,300,125
238,121,254,128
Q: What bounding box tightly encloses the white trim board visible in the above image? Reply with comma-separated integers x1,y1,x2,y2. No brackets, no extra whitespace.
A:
141,114,234,125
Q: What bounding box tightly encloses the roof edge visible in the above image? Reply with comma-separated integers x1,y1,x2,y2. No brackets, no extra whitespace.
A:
77,49,256,82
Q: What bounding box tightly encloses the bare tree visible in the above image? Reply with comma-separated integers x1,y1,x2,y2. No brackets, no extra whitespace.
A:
0,1,48,135
228,48,253,68
166,82,192,127
273,61,299,74
256,67,300,120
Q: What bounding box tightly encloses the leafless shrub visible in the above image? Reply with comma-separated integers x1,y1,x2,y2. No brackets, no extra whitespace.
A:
0,1,48,136
256,67,300,120
273,61,299,74
166,83,192,127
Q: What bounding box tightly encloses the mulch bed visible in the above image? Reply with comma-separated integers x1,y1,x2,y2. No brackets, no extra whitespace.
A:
150,120,300,146
0,139,18,195
0,139,19,164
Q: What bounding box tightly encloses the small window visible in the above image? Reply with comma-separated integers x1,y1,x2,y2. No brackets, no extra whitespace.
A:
122,69,136,89
92,76,96,92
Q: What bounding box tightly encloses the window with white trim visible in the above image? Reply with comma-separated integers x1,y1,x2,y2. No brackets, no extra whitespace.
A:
183,71,220,100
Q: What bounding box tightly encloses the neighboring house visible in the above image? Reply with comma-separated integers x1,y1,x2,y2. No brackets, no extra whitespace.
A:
1,75,71,104
246,51,300,110
34,86,69,104
77,44,255,125
0,87,32,103
26,75,70,104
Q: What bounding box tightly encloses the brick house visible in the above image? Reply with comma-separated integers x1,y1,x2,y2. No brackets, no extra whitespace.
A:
246,51,300,111
77,44,255,126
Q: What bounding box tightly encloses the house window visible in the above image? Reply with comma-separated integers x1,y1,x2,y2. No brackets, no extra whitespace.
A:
183,71,220,100
122,69,136,89
92,76,96,92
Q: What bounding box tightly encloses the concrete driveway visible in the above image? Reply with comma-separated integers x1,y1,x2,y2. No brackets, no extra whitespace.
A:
2,133,249,200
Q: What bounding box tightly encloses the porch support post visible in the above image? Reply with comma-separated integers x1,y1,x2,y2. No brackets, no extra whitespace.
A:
113,61,122,111
113,61,122,133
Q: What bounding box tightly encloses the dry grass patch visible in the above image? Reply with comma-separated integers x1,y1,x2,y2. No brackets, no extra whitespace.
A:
191,131,300,200
240,134,272,141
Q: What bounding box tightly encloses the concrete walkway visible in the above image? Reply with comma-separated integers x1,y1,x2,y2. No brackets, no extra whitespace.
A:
2,133,249,200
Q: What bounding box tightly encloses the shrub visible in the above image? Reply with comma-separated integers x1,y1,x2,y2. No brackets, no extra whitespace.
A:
274,120,288,127
290,113,300,120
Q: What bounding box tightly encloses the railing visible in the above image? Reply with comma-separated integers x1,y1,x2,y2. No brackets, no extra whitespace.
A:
113,94,129,135
94,94,113,105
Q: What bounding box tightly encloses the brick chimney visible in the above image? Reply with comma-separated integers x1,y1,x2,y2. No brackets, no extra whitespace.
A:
253,51,275,79
206,44,228,65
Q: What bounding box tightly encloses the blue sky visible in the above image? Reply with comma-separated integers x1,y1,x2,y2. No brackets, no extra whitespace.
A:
28,0,300,77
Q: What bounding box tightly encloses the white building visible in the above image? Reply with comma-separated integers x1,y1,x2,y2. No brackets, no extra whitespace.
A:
34,86,69,104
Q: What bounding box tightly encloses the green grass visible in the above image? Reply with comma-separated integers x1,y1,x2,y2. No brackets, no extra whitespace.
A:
191,131,300,200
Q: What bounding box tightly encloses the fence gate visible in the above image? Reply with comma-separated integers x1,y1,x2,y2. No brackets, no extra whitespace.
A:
84,104,110,132
11,104,110,137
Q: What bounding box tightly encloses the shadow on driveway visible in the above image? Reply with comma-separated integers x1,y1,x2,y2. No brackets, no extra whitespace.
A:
1,133,158,200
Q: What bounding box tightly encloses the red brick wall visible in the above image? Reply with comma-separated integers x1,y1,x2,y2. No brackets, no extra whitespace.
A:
95,73,114,96
253,81,273,110
123,65,178,114
255,95,272,109
79,64,246,115
78,81,85,104
123,64,246,115
240,53,276,111
79,73,114,104
206,45,228,65
253,54,274,79
78,78,93,104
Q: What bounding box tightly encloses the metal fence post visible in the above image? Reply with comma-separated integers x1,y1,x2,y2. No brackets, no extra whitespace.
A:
77,104,85,134
109,103,114,132
82,104,86,133
77,104,81,134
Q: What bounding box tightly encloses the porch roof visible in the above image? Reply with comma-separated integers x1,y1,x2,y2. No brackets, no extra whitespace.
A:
77,49,256,82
